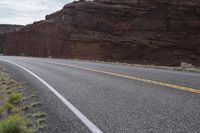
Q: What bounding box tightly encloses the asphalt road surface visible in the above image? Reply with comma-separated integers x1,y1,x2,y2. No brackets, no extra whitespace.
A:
0,56,200,133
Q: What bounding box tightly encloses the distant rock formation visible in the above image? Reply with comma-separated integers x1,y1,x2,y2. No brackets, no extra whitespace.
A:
0,24,23,53
4,0,200,66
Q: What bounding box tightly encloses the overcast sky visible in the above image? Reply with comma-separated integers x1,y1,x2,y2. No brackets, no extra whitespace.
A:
0,0,73,25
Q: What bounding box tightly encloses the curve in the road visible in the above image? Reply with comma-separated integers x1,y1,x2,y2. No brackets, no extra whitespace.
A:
0,59,103,133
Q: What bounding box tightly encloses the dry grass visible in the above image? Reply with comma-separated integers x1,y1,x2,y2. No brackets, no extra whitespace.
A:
0,66,47,132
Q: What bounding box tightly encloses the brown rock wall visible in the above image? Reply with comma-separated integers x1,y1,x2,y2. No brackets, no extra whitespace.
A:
4,0,200,66
0,24,23,53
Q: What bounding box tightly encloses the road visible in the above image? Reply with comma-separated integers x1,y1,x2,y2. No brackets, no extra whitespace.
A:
0,56,200,133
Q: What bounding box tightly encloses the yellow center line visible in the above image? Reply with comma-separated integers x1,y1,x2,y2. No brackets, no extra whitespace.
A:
38,60,200,94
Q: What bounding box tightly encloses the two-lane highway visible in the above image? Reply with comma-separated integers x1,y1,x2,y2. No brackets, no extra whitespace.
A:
1,56,200,133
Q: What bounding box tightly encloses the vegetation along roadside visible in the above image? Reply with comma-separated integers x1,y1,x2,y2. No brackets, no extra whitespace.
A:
0,65,46,133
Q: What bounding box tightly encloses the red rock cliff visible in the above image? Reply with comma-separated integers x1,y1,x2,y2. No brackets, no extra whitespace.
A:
4,0,200,66
0,24,23,53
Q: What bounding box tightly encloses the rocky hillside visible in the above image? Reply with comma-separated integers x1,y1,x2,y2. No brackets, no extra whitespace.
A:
0,24,23,53
0,24,23,33
4,0,200,66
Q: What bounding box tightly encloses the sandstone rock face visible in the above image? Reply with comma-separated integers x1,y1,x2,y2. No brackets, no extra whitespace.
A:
4,0,200,66
0,24,23,53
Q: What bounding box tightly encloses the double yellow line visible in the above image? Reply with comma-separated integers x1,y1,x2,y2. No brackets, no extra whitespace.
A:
38,60,200,94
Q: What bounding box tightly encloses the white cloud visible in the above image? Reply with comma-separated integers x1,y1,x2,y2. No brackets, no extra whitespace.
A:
0,0,73,25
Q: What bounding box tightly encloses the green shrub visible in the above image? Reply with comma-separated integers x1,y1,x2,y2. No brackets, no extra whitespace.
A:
0,106,4,115
4,102,13,113
0,115,31,133
8,92,23,104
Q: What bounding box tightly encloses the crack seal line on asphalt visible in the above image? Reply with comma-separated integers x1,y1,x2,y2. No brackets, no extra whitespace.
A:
0,59,103,133
37,60,200,94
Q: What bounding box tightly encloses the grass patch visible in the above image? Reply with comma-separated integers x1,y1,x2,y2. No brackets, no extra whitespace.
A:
4,102,13,113
22,92,37,101
0,115,31,133
34,112,46,118
22,105,31,111
37,124,46,131
7,92,23,104
36,118,45,125
0,67,46,132
5,80,16,86
6,89,13,94
0,106,4,116
31,102,42,108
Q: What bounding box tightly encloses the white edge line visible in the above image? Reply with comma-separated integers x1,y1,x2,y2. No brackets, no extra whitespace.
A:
1,59,103,133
